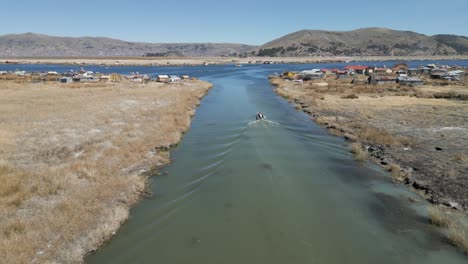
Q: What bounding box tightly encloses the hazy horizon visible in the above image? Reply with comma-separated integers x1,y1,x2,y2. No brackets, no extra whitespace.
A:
2,0,468,45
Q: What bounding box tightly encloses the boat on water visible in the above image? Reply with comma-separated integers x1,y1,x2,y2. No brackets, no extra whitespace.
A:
255,112,266,120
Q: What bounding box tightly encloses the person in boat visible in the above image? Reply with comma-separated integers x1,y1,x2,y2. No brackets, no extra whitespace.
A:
255,112,266,120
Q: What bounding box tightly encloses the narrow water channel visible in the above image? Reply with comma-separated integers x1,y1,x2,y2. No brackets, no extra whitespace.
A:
86,64,467,263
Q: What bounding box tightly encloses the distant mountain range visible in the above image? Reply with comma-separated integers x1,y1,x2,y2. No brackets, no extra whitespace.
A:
0,33,255,57
255,28,468,57
1,28,468,57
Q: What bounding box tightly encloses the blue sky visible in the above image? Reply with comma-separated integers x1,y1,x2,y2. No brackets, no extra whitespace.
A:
1,0,467,45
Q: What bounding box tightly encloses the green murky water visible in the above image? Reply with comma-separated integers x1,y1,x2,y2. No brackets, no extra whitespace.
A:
86,65,467,264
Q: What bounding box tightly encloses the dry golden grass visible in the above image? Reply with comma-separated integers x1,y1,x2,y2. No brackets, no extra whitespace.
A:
358,127,411,147
269,77,284,87
454,152,468,164
327,128,343,137
274,87,293,100
415,85,468,100
273,77,466,152
341,93,359,99
0,74,59,83
427,206,468,254
388,163,406,183
60,82,111,89
359,109,375,119
350,143,367,162
0,79,212,263
447,169,458,178
344,133,358,142
448,224,468,255
315,116,337,126
428,206,452,227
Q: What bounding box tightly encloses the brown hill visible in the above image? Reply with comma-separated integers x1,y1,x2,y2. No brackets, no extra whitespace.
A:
0,33,256,57
432,34,468,54
256,28,468,57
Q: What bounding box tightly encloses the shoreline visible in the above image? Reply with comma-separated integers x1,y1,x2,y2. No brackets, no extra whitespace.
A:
270,75,468,252
81,81,213,261
1,55,468,67
270,76,467,211
0,79,213,263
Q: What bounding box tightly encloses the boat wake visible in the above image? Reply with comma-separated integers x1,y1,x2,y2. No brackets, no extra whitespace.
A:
247,119,280,127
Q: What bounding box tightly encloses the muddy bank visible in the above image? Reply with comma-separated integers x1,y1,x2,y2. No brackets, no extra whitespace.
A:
2,55,468,66
270,76,468,212
0,79,212,263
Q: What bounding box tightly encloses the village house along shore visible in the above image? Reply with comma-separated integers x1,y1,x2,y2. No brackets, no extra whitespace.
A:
271,62,468,250
2,55,468,67
0,67,190,84
0,73,212,263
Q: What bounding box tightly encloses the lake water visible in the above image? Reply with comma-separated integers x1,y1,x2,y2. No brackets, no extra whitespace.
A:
2,61,467,263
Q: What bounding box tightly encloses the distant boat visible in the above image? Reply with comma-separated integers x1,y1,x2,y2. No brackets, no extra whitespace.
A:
235,64,242,67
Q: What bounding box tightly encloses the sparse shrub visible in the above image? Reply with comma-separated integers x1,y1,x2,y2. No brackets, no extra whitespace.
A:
344,133,357,141
454,152,467,163
350,143,367,162
388,163,405,182
448,224,468,254
329,85,348,93
341,93,359,99
428,206,451,227
257,47,283,56
2,220,26,238
0,164,22,198
358,127,411,147
328,128,343,136
433,91,460,99
353,85,376,94
447,169,458,178
315,116,336,126
359,110,375,119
